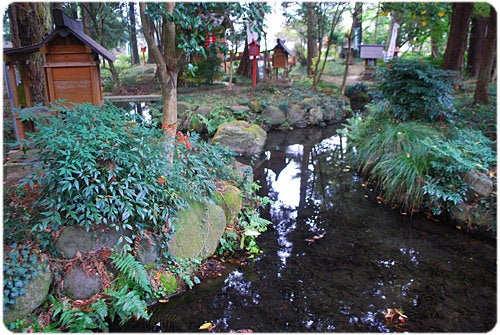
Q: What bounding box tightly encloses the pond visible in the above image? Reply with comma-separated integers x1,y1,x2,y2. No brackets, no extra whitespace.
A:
113,125,496,332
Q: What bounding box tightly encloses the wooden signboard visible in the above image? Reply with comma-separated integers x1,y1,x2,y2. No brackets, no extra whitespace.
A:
359,44,384,59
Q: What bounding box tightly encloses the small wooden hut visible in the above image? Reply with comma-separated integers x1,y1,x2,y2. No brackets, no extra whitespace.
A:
40,8,115,106
3,8,115,141
271,39,294,78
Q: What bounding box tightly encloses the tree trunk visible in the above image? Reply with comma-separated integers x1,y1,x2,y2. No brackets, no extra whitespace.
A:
474,6,496,104
306,2,318,76
139,2,179,138
341,18,355,95
441,3,473,74
128,2,140,65
8,2,52,106
236,42,253,78
430,37,440,58
467,13,488,77
353,2,363,55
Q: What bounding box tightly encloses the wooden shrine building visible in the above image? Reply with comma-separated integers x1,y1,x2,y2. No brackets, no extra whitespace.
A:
271,39,295,78
3,8,115,140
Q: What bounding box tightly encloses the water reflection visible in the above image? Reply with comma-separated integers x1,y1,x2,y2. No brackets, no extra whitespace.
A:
115,125,496,333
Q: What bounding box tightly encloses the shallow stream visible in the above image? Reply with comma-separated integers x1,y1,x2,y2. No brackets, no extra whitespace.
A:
116,125,496,332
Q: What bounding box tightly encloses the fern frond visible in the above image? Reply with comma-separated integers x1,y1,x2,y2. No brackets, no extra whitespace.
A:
110,251,152,294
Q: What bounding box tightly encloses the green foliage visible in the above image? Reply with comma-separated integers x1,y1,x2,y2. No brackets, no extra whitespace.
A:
376,58,457,122
346,117,436,210
190,106,235,135
345,110,496,214
170,257,202,289
20,102,173,237
421,128,496,214
106,284,150,325
188,52,224,85
219,181,273,255
3,243,43,311
110,251,152,295
49,296,110,332
381,2,451,52
20,103,234,244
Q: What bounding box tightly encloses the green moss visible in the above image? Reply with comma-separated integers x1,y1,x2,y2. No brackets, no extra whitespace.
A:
214,182,243,223
159,272,178,295
167,201,226,259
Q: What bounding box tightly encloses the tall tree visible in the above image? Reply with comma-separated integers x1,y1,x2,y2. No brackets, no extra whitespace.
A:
352,2,362,53
381,2,450,57
236,3,268,78
7,2,52,105
474,5,496,104
80,2,127,90
311,2,348,91
306,2,318,76
139,2,269,137
467,4,490,77
441,3,473,73
128,2,140,65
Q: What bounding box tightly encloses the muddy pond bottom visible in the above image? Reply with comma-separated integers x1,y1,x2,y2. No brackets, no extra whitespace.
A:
114,126,496,332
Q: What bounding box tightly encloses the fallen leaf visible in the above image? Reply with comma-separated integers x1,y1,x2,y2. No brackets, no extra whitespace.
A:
199,322,213,330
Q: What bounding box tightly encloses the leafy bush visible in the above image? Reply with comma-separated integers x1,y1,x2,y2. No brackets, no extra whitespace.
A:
345,112,495,214
20,102,234,241
3,243,43,311
376,57,457,122
9,102,243,330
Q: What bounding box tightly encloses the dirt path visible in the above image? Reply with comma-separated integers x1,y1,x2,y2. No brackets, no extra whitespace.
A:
321,63,370,85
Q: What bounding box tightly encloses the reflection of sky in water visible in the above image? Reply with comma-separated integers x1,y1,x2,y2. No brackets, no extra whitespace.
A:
214,270,261,331
266,144,303,276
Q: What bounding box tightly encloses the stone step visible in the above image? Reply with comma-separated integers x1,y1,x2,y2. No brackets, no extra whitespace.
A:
7,149,39,163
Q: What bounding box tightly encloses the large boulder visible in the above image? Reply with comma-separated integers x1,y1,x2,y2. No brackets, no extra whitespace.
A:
308,107,324,125
212,120,267,155
450,202,496,229
3,267,53,324
287,104,306,126
55,225,131,258
168,201,227,259
63,267,103,300
464,170,494,197
214,181,243,224
262,105,286,128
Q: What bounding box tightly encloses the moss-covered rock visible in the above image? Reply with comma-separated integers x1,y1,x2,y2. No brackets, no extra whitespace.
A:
167,201,226,259
63,267,103,300
300,97,320,109
214,181,243,224
212,120,267,155
262,105,286,128
249,100,262,112
287,104,306,126
4,267,53,324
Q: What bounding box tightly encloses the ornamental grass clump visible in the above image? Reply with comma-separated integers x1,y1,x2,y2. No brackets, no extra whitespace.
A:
345,113,495,215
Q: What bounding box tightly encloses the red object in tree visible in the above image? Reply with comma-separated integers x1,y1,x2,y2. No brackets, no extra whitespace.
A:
205,33,217,48
140,46,147,65
248,41,260,57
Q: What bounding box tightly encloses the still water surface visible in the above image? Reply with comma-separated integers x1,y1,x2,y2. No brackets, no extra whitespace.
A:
117,126,496,332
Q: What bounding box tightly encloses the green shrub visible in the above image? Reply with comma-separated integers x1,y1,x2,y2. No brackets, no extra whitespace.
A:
10,102,241,330
345,113,495,214
20,102,234,241
376,57,457,122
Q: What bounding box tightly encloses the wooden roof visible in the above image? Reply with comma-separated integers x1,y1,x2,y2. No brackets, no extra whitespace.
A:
273,39,294,57
3,8,115,62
